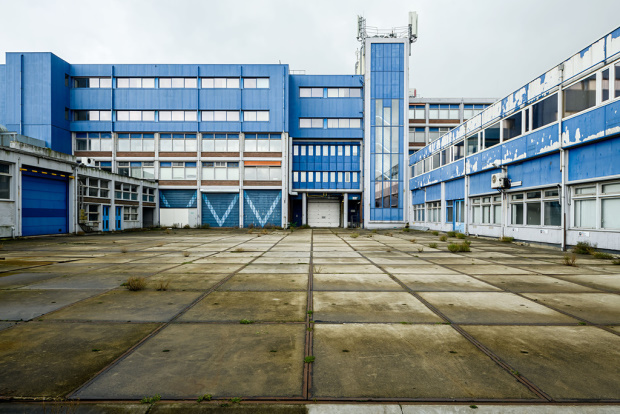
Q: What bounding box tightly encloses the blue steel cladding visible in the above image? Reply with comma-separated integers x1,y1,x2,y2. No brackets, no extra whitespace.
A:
243,190,281,228
159,190,198,208
568,136,620,182
369,42,404,222
201,193,239,227
21,172,69,236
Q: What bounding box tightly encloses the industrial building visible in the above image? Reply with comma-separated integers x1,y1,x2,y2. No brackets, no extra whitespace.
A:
409,27,620,251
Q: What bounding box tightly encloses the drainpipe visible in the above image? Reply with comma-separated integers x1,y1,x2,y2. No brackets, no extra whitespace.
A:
558,64,567,251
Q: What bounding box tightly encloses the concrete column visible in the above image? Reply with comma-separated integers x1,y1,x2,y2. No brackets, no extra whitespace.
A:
302,192,307,225
343,194,348,229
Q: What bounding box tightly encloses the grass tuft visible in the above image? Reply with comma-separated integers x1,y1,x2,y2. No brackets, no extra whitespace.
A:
572,241,594,255
439,235,448,242
232,247,245,253
563,253,577,267
431,231,439,236
155,281,170,291
125,277,146,291
351,232,359,238
183,251,190,257
304,356,316,363
141,394,161,404
455,232,466,239
592,251,614,260
120,247,128,253
499,236,514,243
428,242,438,248
239,319,254,324
197,394,212,403
446,231,456,237
447,240,472,253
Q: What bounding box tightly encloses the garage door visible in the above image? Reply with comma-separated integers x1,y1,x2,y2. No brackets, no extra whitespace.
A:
308,199,340,227
22,171,69,236
202,193,239,227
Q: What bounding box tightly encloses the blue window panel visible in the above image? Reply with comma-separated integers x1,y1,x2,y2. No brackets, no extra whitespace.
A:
445,179,465,200
412,189,425,205
569,136,620,181
159,189,197,208
244,190,281,228
22,172,68,236
202,193,239,227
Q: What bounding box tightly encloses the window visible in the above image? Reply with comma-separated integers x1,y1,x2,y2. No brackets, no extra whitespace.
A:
300,118,324,128
201,133,239,152
201,111,240,122
116,78,155,88
426,201,441,222
326,88,362,98
117,162,154,179
563,74,596,117
143,187,156,202
202,162,239,181
201,78,239,88
243,111,269,122
244,166,281,181
114,183,138,200
159,162,197,180
543,189,561,226
428,127,451,142
413,204,425,222
484,122,500,149
0,163,11,199
293,172,299,182
466,133,479,155
453,140,464,161
73,110,112,121
409,105,425,120
244,133,281,152
94,161,112,172
159,111,197,122
509,189,560,227
159,133,197,152
615,63,620,98
429,104,459,120
573,182,620,229
300,88,324,98
81,204,100,223
116,111,155,122
75,132,113,151
159,78,197,88
463,104,487,120
352,146,358,157
79,177,110,198
602,68,610,102
531,93,558,130
502,111,522,141
243,78,269,88
73,77,112,88
472,196,501,224
409,127,425,143
117,133,155,152
124,206,138,221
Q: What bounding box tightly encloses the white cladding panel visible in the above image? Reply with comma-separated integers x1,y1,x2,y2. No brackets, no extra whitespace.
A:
160,208,197,228
308,200,340,227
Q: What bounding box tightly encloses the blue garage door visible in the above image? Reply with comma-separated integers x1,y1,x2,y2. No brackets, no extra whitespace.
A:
202,193,239,227
243,190,282,228
22,172,69,236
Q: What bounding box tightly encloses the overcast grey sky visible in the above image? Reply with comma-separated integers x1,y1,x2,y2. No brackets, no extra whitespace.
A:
2,0,619,99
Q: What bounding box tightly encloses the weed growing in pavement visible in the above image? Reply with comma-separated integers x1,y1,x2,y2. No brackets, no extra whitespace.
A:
500,236,514,243
403,228,410,232
439,235,447,242
201,223,210,229
409,238,416,243
418,247,424,253
447,241,471,253
385,232,393,237
307,310,313,315
563,253,578,266
197,394,212,403
300,224,311,229
141,394,161,404
230,397,242,404
239,319,254,324
183,251,190,257
455,232,466,239
232,247,245,253
351,232,360,238
304,356,315,363
165,229,172,234
428,243,438,248
592,251,614,260
446,231,456,237
612,258,620,265
120,247,128,253
124,277,146,291
469,405,478,409
572,241,594,255
155,281,170,291
431,231,439,236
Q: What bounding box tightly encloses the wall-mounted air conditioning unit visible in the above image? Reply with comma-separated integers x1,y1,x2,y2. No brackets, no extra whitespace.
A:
79,156,95,167
491,172,509,189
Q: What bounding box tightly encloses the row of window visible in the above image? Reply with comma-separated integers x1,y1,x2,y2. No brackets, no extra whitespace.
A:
409,104,488,121
77,132,283,153
413,61,620,177
116,161,283,181
82,205,139,223
299,118,362,129
299,87,362,98
412,183,620,230
73,110,270,122
293,145,359,157
74,77,270,89
293,171,359,183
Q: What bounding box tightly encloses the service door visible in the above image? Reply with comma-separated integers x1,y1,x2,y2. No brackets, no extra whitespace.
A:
21,172,69,236
308,199,340,227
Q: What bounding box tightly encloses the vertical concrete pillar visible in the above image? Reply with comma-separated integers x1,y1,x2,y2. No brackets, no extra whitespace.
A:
343,194,348,228
302,192,307,225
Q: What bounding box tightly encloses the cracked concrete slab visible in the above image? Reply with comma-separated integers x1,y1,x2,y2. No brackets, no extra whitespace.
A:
218,273,308,291
522,293,620,324
396,274,501,292
0,289,102,321
474,275,600,293
313,274,404,291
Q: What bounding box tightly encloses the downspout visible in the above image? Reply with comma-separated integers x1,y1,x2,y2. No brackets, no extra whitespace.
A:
19,55,24,135
558,63,567,251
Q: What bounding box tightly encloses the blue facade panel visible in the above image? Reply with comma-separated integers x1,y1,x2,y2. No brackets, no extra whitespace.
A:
159,189,197,208
243,190,281,228
412,189,425,205
568,136,620,181
21,171,69,236
425,184,441,201
202,193,239,227
445,178,465,200
469,169,500,196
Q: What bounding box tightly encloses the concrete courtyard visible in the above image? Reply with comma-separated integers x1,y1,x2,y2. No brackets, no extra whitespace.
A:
0,228,618,410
